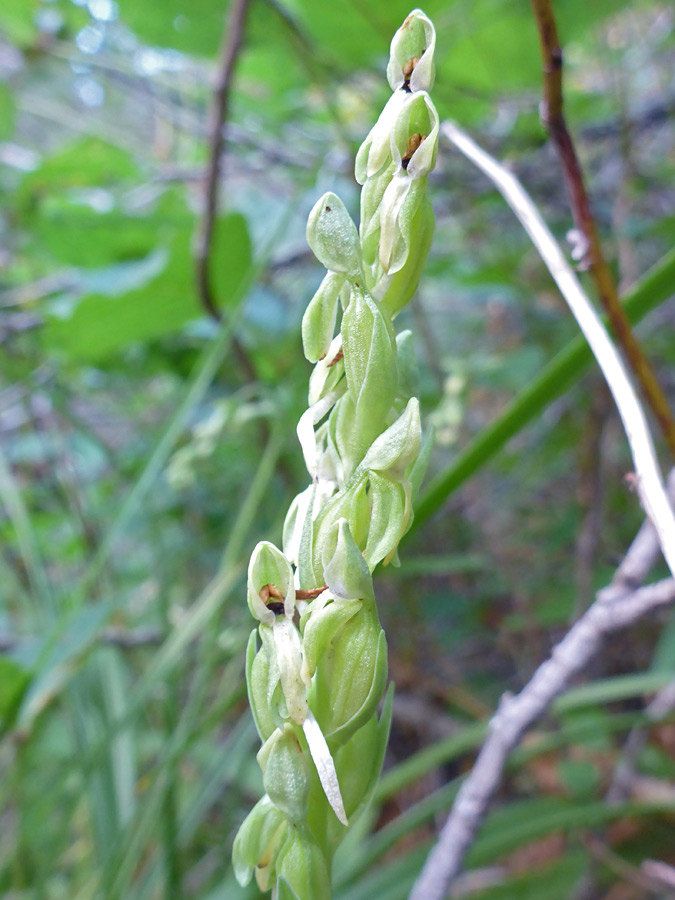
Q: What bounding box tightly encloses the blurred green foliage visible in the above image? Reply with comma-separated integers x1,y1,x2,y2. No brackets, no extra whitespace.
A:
0,0,674,898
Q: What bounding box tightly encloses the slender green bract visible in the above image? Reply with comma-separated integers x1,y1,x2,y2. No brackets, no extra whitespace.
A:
232,11,439,897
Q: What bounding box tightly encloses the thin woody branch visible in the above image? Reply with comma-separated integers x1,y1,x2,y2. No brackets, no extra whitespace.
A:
529,0,675,459
193,0,256,382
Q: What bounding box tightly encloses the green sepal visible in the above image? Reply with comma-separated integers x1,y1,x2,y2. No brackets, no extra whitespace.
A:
258,725,311,824
301,595,362,682
378,198,434,319
409,425,434,501
341,287,398,466
232,795,287,887
306,192,362,279
257,624,287,732
246,629,276,742
355,92,405,185
363,473,407,570
311,470,369,578
274,826,332,900
361,397,421,482
329,683,394,842
322,518,374,601
302,271,346,363
311,605,388,747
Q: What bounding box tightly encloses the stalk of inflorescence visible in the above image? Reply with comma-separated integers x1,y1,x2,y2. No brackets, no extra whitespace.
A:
232,11,439,898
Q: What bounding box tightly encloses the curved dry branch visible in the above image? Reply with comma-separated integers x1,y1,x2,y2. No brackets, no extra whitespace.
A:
441,120,675,579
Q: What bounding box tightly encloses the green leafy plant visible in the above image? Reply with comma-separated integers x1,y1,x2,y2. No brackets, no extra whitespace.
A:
232,11,439,898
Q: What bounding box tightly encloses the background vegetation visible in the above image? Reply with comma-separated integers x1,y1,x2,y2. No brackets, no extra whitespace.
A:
1,0,674,898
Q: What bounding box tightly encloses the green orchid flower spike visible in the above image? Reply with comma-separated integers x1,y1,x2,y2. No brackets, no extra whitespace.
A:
233,10,439,897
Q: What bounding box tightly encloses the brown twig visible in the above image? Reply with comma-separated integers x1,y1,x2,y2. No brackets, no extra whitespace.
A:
193,0,257,383
529,0,675,460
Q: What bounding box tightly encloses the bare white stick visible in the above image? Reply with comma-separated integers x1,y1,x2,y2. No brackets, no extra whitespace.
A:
441,120,675,579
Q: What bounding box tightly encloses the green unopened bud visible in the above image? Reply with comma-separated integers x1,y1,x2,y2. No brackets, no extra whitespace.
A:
363,473,408,569
322,518,374,601
301,593,361,683
248,541,295,624
377,198,434,318
311,603,387,746
377,95,438,277
302,272,345,363
331,685,393,834
275,826,332,900
306,192,362,279
232,795,287,888
246,629,279,741
361,398,421,482
341,287,398,465
258,725,311,823
311,472,370,579
355,92,406,185
387,9,436,93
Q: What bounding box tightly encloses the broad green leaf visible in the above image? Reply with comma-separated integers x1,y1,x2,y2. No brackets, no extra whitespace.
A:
42,213,251,360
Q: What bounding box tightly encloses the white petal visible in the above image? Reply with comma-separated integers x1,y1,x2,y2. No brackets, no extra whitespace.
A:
302,710,348,826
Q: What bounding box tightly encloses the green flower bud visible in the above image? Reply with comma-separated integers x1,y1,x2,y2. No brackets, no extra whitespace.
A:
409,424,434,501
232,795,287,888
258,725,311,823
248,541,295,624
363,473,408,569
386,9,436,93
246,629,278,741
377,198,434,318
376,95,438,278
302,272,345,363
275,826,332,900
341,287,398,467
361,397,421,482
311,471,370,579
310,602,387,746
301,594,361,683
322,518,374,601
355,92,406,185
306,192,362,279
330,684,393,834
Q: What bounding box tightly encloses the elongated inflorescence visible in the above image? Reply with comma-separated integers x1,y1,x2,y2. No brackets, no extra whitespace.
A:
233,11,439,897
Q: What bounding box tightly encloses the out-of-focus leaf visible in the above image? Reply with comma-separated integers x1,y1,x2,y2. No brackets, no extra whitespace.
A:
0,83,15,140
0,0,38,47
0,657,30,733
43,212,251,360
115,0,230,56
